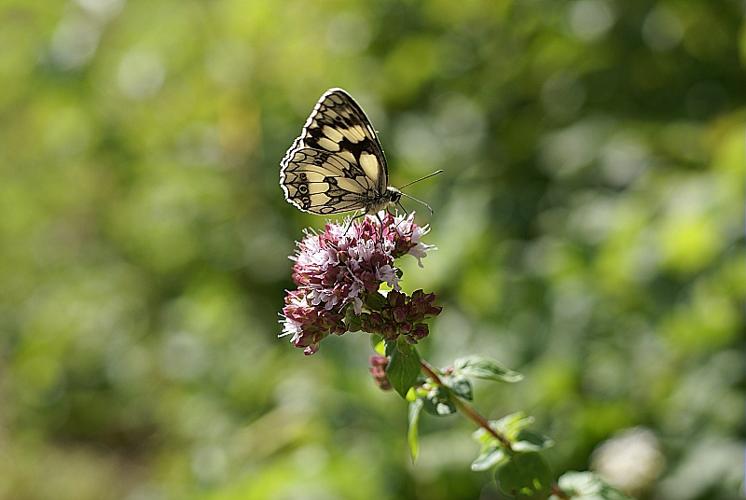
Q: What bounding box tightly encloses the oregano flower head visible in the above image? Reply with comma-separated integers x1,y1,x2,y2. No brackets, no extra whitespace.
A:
280,212,438,355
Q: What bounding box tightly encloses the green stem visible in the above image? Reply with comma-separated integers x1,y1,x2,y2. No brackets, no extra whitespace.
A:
419,358,571,498
419,359,513,452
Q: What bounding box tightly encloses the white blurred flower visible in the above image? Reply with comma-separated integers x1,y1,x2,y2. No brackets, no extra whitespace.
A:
642,6,684,52
568,0,615,42
592,427,665,495
117,49,165,100
50,13,101,70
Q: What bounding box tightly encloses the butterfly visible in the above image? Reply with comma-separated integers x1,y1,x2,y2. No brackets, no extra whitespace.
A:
280,88,440,217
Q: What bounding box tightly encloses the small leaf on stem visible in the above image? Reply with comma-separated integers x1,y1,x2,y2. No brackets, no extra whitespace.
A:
494,412,535,442
384,339,396,357
495,451,552,499
513,429,554,452
386,341,421,398
442,374,473,400
422,386,457,416
370,334,384,352
454,355,523,383
408,398,424,462
471,445,507,471
365,291,388,310
344,306,363,332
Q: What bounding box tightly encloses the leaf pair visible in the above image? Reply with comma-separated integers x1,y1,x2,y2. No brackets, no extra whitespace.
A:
471,412,554,472
405,355,525,463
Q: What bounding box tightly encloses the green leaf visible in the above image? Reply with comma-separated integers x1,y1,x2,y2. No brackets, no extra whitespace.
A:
422,386,457,416
386,342,421,398
365,291,388,310
405,386,417,402
553,472,633,500
494,451,552,499
442,374,473,400
372,337,385,355
471,445,507,471
472,426,497,445
454,355,523,383
494,412,535,442
384,339,397,357
407,399,424,462
472,413,547,455
347,316,361,333
513,429,554,452
344,306,362,332
471,421,509,471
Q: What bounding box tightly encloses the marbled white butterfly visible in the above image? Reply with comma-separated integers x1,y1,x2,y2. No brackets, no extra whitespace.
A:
280,88,440,216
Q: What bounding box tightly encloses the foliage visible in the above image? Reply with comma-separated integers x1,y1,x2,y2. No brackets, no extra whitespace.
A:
0,0,744,499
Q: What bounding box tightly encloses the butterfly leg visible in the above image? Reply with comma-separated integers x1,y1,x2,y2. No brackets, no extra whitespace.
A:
343,211,365,235
375,211,387,240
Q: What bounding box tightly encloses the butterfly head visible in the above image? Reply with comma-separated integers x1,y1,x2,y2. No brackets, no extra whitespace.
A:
365,187,402,214
385,186,402,204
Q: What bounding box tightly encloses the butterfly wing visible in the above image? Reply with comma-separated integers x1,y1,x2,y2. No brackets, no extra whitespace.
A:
280,88,389,208
280,147,379,215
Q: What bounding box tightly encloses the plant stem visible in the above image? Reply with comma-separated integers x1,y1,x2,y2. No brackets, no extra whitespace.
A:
551,484,571,499
419,359,513,452
419,359,571,498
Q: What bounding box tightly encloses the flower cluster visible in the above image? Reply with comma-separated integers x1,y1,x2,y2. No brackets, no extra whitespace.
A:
360,289,442,343
281,212,438,355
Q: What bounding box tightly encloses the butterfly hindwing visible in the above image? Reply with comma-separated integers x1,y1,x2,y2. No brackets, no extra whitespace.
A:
281,147,376,215
280,89,388,214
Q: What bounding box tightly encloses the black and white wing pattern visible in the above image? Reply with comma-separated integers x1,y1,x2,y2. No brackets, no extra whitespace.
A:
280,88,389,215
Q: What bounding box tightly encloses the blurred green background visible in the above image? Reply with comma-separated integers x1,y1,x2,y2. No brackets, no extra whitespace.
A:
1,0,744,499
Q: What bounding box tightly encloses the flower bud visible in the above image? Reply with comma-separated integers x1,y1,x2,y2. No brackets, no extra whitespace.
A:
369,355,391,390
411,323,429,341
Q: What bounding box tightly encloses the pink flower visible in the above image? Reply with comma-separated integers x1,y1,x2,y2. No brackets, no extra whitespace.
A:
386,212,436,266
290,213,433,314
281,212,437,354
281,289,346,355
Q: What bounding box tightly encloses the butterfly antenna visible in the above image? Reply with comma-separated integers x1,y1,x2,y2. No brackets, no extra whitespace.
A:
397,170,444,190
399,192,434,215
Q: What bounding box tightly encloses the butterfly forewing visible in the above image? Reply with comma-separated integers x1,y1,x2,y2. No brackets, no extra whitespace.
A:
280,88,389,215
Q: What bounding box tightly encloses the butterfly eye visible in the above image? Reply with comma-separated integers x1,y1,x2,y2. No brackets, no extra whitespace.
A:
299,185,309,194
